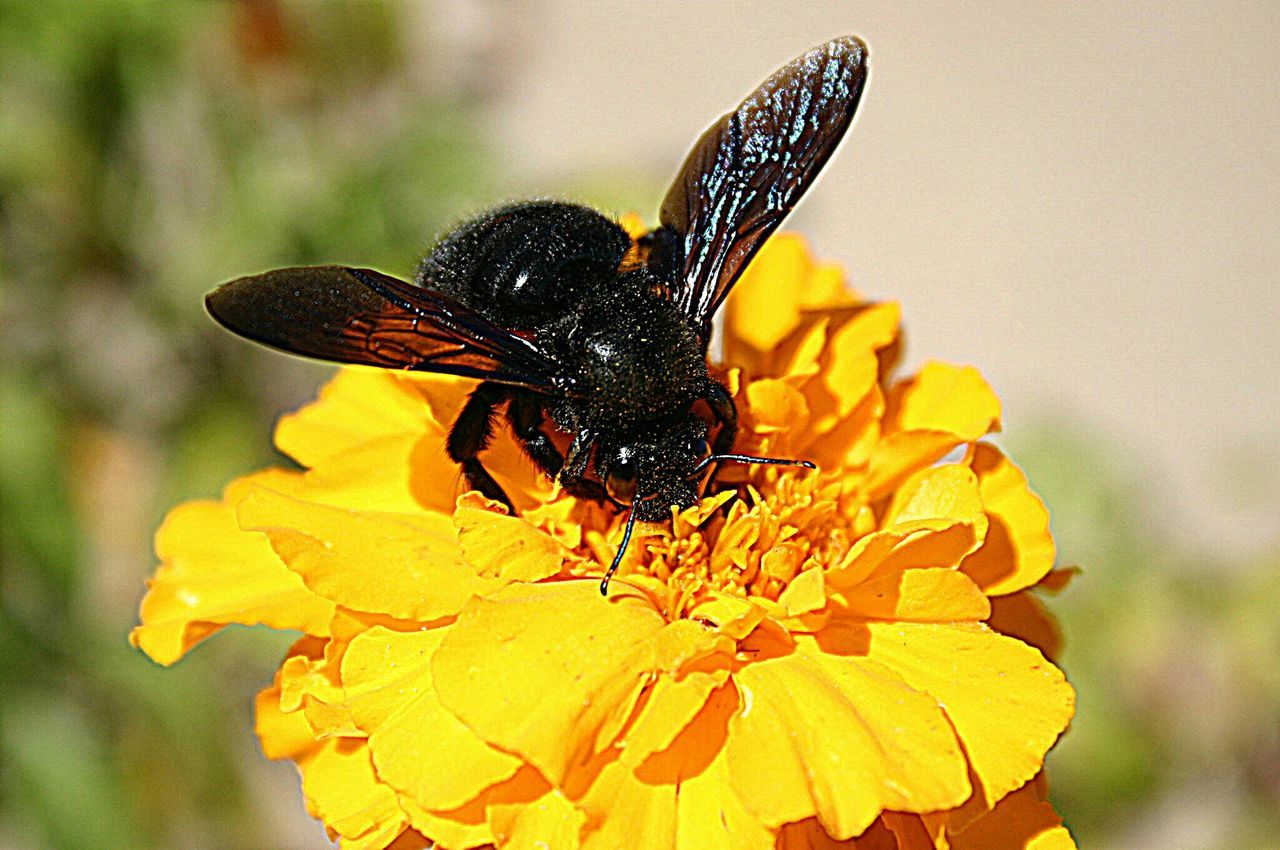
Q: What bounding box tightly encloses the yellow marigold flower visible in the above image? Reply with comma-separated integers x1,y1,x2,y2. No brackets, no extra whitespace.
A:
133,234,1076,849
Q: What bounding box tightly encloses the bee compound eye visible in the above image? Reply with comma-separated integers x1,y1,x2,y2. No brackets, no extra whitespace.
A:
689,437,712,462
605,460,638,504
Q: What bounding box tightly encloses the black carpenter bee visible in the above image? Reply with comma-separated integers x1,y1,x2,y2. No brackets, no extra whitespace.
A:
206,37,868,593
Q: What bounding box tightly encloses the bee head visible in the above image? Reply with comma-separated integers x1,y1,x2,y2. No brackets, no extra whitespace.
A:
596,417,712,520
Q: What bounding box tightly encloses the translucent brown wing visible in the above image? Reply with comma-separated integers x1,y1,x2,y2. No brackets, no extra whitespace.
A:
654,36,868,342
205,265,570,392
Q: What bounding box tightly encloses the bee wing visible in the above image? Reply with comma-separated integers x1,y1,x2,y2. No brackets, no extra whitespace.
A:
206,265,570,392
656,37,868,340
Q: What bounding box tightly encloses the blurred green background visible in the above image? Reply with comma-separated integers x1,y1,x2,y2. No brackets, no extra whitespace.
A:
1,2,1276,849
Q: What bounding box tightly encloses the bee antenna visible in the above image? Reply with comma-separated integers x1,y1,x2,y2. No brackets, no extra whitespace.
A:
600,506,639,596
689,453,816,479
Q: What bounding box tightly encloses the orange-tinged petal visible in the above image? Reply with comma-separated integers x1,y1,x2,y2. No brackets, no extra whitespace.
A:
729,638,970,838
949,778,1077,850
959,444,1055,595
776,816,897,849
377,831,433,850
802,384,883,473
778,318,832,383
882,811,945,850
132,490,334,666
279,652,361,737
432,582,667,785
339,626,524,812
454,496,570,582
864,623,1073,808
836,568,991,623
237,484,498,620
988,590,1064,662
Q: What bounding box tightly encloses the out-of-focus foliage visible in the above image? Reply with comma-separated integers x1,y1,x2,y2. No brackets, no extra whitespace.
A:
2,2,1277,849
0,1,491,847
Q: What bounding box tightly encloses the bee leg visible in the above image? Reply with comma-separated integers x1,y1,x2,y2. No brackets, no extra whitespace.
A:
446,382,515,511
508,393,565,477
559,429,608,501
704,379,739,455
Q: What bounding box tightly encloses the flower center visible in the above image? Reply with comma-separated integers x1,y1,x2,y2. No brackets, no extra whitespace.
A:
599,470,875,619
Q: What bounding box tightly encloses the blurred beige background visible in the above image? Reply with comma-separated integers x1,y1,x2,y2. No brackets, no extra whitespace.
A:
466,0,1280,557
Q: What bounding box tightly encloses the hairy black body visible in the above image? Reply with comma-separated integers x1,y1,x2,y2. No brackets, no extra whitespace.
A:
420,200,721,520
204,37,869,590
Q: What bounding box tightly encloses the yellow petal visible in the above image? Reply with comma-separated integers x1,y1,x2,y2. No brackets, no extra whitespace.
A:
489,784,585,850
454,497,570,582
578,685,774,850
577,754,677,850
836,568,991,623
778,318,833,383
862,363,1001,499
619,669,729,767
725,233,828,353
687,593,771,640
303,738,412,849
817,302,901,419
279,651,360,738
864,623,1074,807
341,626,523,812
746,378,811,435
672,748,775,850
237,484,498,621
779,566,827,616
884,464,986,530
256,665,417,850
888,362,1003,437
826,466,987,593
432,582,667,786
255,677,322,763
132,485,334,666
729,639,970,838
274,369,434,469
309,431,455,515
397,794,493,850
959,444,1055,595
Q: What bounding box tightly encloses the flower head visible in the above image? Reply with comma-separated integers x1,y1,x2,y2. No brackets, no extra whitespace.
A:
134,233,1075,849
